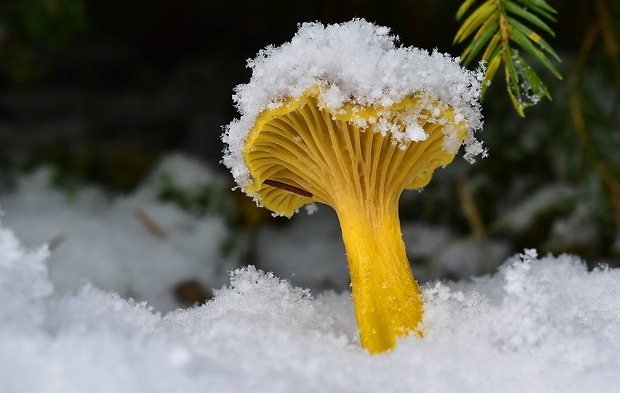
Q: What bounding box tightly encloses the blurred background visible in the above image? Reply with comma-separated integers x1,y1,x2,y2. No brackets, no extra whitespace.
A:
0,0,618,297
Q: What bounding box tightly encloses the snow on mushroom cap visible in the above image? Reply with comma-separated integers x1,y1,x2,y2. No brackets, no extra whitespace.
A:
222,18,486,190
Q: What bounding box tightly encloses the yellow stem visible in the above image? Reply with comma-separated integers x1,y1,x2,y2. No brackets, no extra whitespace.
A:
335,195,423,354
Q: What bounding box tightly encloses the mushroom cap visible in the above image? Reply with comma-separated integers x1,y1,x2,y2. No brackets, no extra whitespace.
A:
243,86,468,217
222,18,485,213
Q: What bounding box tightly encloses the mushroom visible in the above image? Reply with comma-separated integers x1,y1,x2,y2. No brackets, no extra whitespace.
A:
222,19,485,354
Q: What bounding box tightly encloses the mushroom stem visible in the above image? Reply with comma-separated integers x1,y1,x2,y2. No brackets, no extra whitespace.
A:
241,90,468,354
335,194,423,354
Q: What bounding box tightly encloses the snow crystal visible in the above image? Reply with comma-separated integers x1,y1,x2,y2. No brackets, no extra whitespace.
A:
405,123,428,142
222,18,486,193
304,203,319,215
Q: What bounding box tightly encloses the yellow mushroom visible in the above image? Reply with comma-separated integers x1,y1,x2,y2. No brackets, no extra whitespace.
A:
242,87,467,353
222,19,484,354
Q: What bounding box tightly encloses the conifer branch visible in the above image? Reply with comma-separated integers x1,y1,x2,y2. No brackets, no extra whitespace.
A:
454,0,562,116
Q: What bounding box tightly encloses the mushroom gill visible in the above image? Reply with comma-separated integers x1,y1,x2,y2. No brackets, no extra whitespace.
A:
243,87,467,354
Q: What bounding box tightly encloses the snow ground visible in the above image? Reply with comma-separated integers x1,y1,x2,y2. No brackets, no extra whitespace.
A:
1,155,619,393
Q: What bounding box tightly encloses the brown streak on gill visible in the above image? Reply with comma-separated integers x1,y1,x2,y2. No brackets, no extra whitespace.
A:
263,179,314,198
251,150,328,203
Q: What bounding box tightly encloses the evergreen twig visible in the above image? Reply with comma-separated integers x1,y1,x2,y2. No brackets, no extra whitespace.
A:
454,0,562,116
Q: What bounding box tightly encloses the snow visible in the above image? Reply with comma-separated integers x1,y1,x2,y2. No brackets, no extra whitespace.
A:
1,156,620,392
222,18,486,193
0,156,238,312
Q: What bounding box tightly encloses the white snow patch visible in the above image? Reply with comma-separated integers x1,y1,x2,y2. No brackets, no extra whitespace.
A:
0,217,619,392
304,203,319,215
1,157,619,392
0,159,238,312
405,123,428,142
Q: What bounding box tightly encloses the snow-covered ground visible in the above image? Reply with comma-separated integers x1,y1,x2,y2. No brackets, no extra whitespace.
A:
0,157,239,312
1,153,619,392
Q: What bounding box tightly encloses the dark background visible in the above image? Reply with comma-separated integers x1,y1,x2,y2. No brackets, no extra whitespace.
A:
1,0,618,277
2,0,486,180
